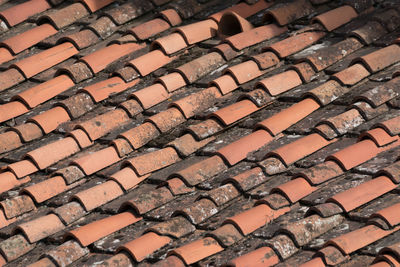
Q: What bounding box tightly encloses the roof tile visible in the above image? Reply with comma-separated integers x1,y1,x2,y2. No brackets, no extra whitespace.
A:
351,21,388,45
251,51,280,70
312,5,358,31
0,234,34,262
264,0,314,26
0,195,35,219
72,180,123,211
39,3,89,29
1,24,57,54
26,136,80,170
146,107,186,133
128,49,175,76
177,198,218,224
167,133,214,157
229,246,279,267
371,202,400,228
171,86,222,118
45,240,89,267
208,223,243,247
130,18,171,40
149,216,195,238
212,99,259,126
119,122,160,149
60,29,99,50
110,167,148,191
152,32,188,55
17,213,65,243
118,232,171,262
7,159,38,178
332,63,370,85
29,107,70,134
72,146,120,175
227,167,267,192
353,44,400,73
53,201,86,225
0,68,25,92
217,11,253,38
225,60,265,84
12,123,43,143
78,0,115,13
328,176,397,212
0,0,51,27
68,211,141,246
257,70,302,96
170,237,223,265
157,72,187,92
122,186,174,214
22,176,68,203
217,130,273,166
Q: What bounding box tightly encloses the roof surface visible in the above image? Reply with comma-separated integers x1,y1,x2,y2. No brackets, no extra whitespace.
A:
0,0,400,266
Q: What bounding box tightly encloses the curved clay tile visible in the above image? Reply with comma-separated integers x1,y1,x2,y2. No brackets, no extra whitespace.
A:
217,11,253,38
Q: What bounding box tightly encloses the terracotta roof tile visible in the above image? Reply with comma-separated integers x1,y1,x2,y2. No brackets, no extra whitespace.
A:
157,72,187,92
225,24,287,51
29,106,70,134
67,211,141,246
217,11,253,38
217,130,273,166
22,176,69,203
211,99,259,126
72,180,123,211
328,176,397,212
0,0,51,27
128,49,175,77
0,235,34,262
257,70,302,96
78,0,115,13
169,237,223,265
171,86,222,118
16,213,65,243
45,240,89,267
256,98,321,135
39,3,89,29
0,68,25,92
264,0,314,26
118,232,171,262
0,195,35,219
1,24,57,54
352,44,400,73
312,5,358,31
72,146,120,175
119,122,160,149
152,32,188,55
146,107,186,133
351,21,388,45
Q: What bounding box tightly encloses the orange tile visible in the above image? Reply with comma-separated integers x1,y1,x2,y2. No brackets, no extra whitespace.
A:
72,146,120,175
146,107,186,133
128,49,175,76
267,31,326,58
225,24,287,51
252,51,280,70
328,176,397,212
173,155,227,186
327,225,399,255
1,24,57,54
229,247,279,267
304,80,347,106
257,70,302,96
118,232,171,262
12,42,78,78
267,133,335,166
76,108,130,141
153,256,185,267
327,139,379,170
15,74,75,108
312,5,357,31
210,1,271,22
332,63,370,86
376,115,400,136
45,240,89,267
359,128,398,147
217,130,273,166
7,159,38,178
210,74,238,95
0,0,51,26
298,160,344,185
217,11,253,38
160,9,182,26
371,202,400,228
353,45,400,73
225,204,289,235
291,62,316,82
68,129,93,149
0,131,22,153
212,99,259,126
72,180,124,211
81,76,130,103
167,177,195,195
17,214,65,243
68,212,141,246
257,98,320,136
29,106,71,134
0,172,30,194
170,237,223,265
175,19,218,44
22,176,68,203
78,0,115,12
0,47,13,64
124,147,180,176
39,3,89,30
167,133,214,157
132,83,170,109
152,32,187,55
119,122,160,149
274,178,316,203
0,69,25,92
110,167,149,191
225,60,264,84
26,137,80,170
176,52,225,83
81,43,145,74
171,86,221,118
157,72,187,92
130,18,171,40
